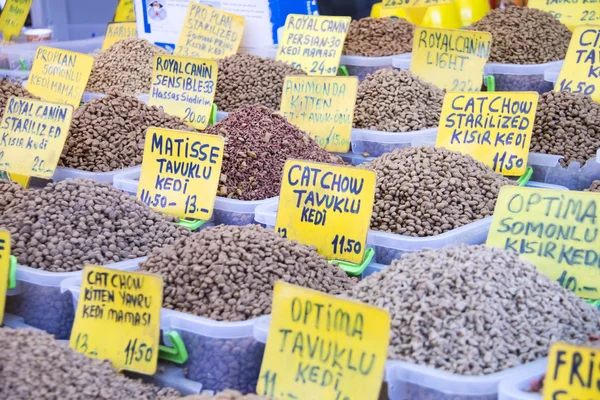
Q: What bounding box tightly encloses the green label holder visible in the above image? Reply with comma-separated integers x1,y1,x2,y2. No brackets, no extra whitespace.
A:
517,166,533,187
8,255,16,290
177,218,207,231
328,247,375,276
338,65,349,77
158,330,188,364
486,75,495,93
209,103,218,127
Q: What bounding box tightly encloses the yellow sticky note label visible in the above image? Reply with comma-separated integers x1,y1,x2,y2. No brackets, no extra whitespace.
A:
544,342,600,400
529,0,600,31
555,27,600,102
0,97,73,179
381,0,454,8
280,76,358,153
137,127,224,220
410,27,491,92
436,92,538,176
102,22,137,50
0,0,33,41
114,0,135,22
149,55,217,130
276,14,351,76
27,47,94,108
275,160,376,264
0,231,10,323
70,266,162,375
256,282,390,400
175,3,245,60
487,187,600,299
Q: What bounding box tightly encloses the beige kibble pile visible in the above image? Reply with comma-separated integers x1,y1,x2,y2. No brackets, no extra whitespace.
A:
0,180,27,216
0,79,37,119
175,392,274,400
343,17,414,57
587,181,600,192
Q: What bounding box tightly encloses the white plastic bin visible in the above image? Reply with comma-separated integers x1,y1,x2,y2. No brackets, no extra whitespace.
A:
5,257,144,339
528,151,600,191
543,66,561,87
351,127,439,157
52,165,141,184
113,167,277,226
1,313,39,329
498,362,545,400
483,61,563,94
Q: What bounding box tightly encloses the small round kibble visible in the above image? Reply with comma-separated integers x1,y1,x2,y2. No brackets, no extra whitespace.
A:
353,68,444,132
467,7,571,64
346,245,600,375
343,17,414,57
0,78,37,119
363,147,515,237
215,54,306,112
0,179,189,272
530,91,600,166
0,180,27,216
587,181,600,192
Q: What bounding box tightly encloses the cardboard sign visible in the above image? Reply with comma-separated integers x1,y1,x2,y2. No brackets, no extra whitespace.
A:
0,97,73,179
276,14,351,76
137,127,224,220
175,2,245,60
148,54,217,130
436,92,538,176
487,186,600,299
256,282,390,400
544,342,600,400
410,27,491,92
555,27,600,102
27,47,94,108
0,231,10,323
275,160,376,264
102,22,137,50
529,0,600,31
381,0,454,8
70,266,162,375
0,0,33,41
280,76,358,153
114,0,135,22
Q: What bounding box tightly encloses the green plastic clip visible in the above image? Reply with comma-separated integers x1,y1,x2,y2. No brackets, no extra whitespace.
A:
158,330,188,364
209,103,218,126
177,218,207,231
486,75,495,93
338,65,349,77
517,167,533,187
8,255,16,290
586,299,600,309
328,247,375,276
18,59,27,71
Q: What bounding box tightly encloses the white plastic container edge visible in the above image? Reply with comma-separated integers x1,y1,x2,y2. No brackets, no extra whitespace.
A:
484,60,563,75
352,126,438,145
53,165,142,184
497,361,545,400
543,66,561,85
262,45,412,67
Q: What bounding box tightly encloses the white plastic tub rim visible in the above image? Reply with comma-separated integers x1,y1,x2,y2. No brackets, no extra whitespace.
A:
391,57,411,70
528,152,600,191
544,66,562,85
498,361,545,400
484,60,563,76
352,126,439,145
53,165,142,184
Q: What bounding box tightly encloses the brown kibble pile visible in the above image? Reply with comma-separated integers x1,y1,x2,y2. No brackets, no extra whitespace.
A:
0,179,189,272
204,106,343,200
587,181,600,192
467,7,571,64
140,225,356,322
531,91,600,166
0,328,181,399
347,245,600,375
59,93,194,172
215,54,306,112
176,391,274,400
86,38,168,95
0,78,37,119
363,147,514,237
343,17,414,57
0,180,27,215
353,68,444,132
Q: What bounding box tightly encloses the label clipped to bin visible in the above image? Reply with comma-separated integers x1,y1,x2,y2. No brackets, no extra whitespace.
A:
0,97,73,179
410,27,491,92
544,342,600,400
275,160,376,264
149,54,217,130
276,14,351,76
436,92,538,176
280,76,358,153
27,47,94,108
175,2,245,60
114,0,135,22
137,127,224,220
256,282,390,400
529,0,600,31
0,0,34,41
0,231,10,323
102,22,137,50
487,186,600,299
70,266,162,375
555,26,600,102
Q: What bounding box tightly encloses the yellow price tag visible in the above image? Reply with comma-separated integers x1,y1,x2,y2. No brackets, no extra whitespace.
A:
0,97,73,179
436,92,538,176
102,22,137,50
175,2,245,60
410,27,491,92
276,14,351,76
149,55,217,130
555,27,600,102
114,0,135,22
70,266,162,375
137,127,224,220
27,47,94,108
0,0,33,41
275,160,376,264
280,76,358,153
256,282,390,400
381,0,454,8
487,186,600,299
544,342,600,400
529,0,600,31
0,231,10,323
